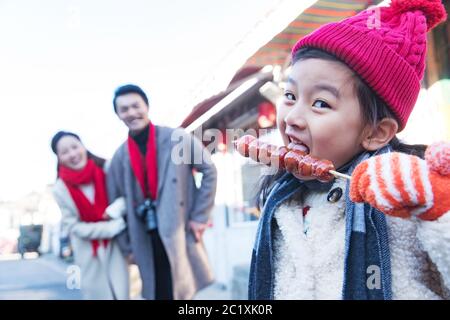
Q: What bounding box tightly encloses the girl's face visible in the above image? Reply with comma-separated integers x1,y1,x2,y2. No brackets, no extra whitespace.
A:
56,136,88,170
278,58,366,180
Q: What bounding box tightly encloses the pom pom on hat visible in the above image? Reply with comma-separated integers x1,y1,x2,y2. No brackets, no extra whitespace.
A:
425,142,450,176
389,0,447,30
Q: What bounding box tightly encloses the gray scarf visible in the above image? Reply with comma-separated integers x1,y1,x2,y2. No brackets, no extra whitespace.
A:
248,145,393,300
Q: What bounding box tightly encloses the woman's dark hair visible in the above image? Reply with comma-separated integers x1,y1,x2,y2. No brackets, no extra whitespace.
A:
51,131,80,154
113,84,149,113
51,131,106,176
255,47,427,209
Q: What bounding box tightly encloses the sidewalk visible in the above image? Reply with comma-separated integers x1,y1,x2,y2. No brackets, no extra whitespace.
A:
194,282,232,300
0,254,234,300
0,254,82,300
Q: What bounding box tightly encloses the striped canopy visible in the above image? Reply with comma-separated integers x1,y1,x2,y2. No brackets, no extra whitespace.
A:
244,0,378,68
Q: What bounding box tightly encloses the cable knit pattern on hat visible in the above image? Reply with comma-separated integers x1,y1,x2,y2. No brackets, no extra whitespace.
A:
291,0,447,130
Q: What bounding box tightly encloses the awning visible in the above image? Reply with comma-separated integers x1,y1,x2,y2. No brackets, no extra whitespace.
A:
181,66,273,131
243,0,377,68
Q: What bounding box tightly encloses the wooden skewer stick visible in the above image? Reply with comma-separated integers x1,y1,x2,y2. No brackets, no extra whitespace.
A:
329,170,351,181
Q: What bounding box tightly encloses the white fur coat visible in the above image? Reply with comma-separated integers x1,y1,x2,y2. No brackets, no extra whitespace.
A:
273,178,450,300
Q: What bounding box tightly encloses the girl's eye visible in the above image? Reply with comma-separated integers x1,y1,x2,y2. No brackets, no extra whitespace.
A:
312,99,331,109
284,92,296,101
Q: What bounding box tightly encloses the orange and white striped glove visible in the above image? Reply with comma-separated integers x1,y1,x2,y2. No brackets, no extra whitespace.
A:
350,142,450,221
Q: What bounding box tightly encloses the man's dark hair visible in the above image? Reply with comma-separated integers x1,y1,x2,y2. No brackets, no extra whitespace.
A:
113,84,149,113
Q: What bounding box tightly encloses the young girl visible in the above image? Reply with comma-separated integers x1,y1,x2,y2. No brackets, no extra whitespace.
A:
249,0,450,300
51,131,129,300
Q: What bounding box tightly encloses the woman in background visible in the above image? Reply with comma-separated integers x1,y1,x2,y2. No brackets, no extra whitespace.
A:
51,131,129,300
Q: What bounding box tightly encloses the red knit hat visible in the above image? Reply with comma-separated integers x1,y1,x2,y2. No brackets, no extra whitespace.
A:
291,0,447,131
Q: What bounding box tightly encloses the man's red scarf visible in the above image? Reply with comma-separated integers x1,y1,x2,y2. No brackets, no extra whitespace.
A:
59,159,109,256
127,122,158,200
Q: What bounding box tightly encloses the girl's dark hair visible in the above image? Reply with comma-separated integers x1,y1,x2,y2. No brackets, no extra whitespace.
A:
87,151,107,169
255,47,427,209
51,131,106,176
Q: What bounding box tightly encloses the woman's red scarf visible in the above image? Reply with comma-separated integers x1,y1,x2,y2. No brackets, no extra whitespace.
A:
127,122,158,200
59,159,109,256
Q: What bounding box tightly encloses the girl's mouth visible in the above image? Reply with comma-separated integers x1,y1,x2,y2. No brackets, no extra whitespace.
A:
287,136,310,154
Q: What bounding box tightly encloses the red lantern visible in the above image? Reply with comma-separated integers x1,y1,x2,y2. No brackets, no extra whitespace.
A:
258,101,276,128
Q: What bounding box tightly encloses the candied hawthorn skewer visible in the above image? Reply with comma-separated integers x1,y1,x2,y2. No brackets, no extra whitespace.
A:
234,135,350,182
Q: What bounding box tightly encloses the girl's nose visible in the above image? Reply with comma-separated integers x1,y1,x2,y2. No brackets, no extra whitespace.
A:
284,104,307,130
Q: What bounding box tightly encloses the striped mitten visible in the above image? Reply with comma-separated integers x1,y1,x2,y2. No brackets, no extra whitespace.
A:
350,142,450,221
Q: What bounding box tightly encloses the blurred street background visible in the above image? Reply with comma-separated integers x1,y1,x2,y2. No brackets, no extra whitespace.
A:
1,0,449,300
0,254,82,300
0,254,230,299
